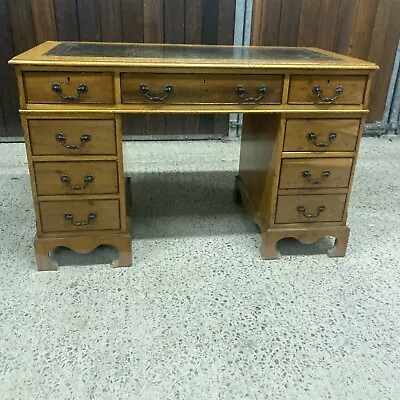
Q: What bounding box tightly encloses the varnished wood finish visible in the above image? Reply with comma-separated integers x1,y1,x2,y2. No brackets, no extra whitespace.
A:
34,161,119,196
283,118,360,152
275,194,347,224
24,72,115,104
279,158,353,189
10,41,377,266
40,199,121,233
121,73,283,104
28,119,117,156
288,75,367,105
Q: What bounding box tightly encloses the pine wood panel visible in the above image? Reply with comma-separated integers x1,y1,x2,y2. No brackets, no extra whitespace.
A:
76,0,101,42
0,1,20,137
252,0,400,123
99,0,123,42
53,0,80,41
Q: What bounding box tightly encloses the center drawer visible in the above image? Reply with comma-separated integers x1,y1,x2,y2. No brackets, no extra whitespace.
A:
34,161,119,196
40,199,121,233
121,73,283,104
279,158,353,189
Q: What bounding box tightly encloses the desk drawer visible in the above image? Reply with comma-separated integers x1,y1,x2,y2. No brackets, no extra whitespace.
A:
40,199,120,233
288,75,367,105
28,119,117,156
275,194,346,224
34,161,119,196
283,119,360,152
121,73,283,104
279,158,353,189
24,72,114,104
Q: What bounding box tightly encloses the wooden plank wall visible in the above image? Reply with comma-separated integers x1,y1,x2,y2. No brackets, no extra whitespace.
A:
0,0,236,138
251,0,400,123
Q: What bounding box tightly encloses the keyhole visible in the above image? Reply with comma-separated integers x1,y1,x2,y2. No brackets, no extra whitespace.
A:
67,76,71,84
327,79,330,84
203,79,206,84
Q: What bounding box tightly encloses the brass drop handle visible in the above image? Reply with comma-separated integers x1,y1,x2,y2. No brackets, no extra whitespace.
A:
302,169,330,184
56,132,91,149
312,85,343,103
51,83,88,101
297,205,326,218
64,212,97,226
236,84,268,102
139,84,174,102
60,174,94,190
307,131,337,147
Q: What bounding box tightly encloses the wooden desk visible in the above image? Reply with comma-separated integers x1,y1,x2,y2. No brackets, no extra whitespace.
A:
9,42,377,270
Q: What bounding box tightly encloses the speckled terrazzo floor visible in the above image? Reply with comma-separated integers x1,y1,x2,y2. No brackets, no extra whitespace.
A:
0,137,400,399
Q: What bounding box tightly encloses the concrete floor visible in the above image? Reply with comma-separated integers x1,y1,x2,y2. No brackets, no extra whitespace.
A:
0,137,399,399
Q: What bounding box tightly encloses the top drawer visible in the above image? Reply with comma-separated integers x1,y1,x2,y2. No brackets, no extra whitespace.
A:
288,75,367,105
23,72,114,104
121,73,283,104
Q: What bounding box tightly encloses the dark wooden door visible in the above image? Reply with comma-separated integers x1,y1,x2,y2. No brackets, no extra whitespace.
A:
0,0,236,139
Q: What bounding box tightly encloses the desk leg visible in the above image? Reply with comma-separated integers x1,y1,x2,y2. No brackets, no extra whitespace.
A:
260,226,350,260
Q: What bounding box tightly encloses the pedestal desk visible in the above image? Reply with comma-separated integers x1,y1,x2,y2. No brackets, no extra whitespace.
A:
9,42,377,270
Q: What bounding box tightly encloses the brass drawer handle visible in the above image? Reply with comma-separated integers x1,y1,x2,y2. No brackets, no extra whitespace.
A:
51,83,88,101
60,174,94,190
64,212,97,226
56,132,91,149
236,84,268,102
297,205,326,218
312,85,343,103
307,131,337,147
302,169,330,184
139,84,174,102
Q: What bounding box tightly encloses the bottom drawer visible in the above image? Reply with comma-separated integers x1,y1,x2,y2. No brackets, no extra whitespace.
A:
275,194,346,224
40,199,120,233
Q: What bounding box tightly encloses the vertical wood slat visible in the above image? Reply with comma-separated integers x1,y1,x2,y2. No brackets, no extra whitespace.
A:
122,0,145,136
217,0,235,45
278,0,302,46
31,0,57,44
8,0,36,53
76,0,101,41
367,0,400,123
202,0,219,45
99,0,123,42
297,0,322,47
143,0,165,135
316,0,340,51
143,0,164,43
185,0,203,44
121,0,144,43
351,0,380,60
259,0,282,46
333,0,360,55
53,0,80,41
164,0,186,135
185,0,203,136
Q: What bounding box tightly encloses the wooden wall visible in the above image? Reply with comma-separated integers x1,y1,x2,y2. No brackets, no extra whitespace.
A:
251,0,400,123
0,0,236,139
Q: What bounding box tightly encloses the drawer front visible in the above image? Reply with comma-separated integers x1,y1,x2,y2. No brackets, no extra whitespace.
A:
24,72,114,104
279,158,353,189
121,73,283,104
28,119,117,156
288,75,367,105
283,119,360,152
40,199,120,233
34,161,119,196
275,194,347,224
